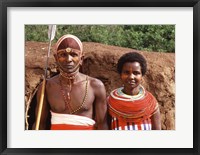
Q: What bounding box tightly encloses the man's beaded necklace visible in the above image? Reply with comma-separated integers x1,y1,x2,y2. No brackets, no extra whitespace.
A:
59,71,88,114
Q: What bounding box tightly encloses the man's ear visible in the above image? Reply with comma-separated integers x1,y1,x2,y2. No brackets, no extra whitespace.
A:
80,55,85,65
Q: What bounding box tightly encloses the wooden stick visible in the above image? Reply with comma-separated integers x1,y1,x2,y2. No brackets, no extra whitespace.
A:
35,78,46,130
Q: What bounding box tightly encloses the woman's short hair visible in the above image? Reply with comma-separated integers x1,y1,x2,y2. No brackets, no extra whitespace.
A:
117,52,147,76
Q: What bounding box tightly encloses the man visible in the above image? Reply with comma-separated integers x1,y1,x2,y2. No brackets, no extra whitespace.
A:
32,34,108,130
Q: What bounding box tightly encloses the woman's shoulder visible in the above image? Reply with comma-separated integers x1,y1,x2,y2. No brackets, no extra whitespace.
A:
145,89,157,101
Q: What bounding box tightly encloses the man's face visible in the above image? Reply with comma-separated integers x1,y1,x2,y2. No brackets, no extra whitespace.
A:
55,47,83,74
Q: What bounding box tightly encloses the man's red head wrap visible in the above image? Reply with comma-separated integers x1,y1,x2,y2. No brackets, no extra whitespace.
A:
55,34,83,53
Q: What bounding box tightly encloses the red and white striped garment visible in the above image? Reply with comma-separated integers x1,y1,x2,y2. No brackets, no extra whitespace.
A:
111,117,152,130
50,111,96,130
108,86,158,130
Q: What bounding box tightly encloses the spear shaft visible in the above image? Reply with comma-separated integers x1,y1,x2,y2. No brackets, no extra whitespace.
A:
35,25,56,130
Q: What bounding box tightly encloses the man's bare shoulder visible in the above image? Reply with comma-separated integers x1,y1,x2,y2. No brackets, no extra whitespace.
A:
87,76,105,88
46,75,59,87
86,75,106,100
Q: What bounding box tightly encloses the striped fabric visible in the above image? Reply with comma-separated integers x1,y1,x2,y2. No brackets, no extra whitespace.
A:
111,117,151,130
50,111,96,130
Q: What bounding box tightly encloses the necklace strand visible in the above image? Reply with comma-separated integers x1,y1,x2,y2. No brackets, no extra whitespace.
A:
59,76,73,112
59,75,88,114
59,69,79,80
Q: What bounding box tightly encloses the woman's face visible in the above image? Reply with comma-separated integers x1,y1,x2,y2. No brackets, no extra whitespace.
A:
120,62,143,95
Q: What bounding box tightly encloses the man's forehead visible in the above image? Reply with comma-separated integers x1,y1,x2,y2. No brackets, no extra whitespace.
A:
55,34,83,52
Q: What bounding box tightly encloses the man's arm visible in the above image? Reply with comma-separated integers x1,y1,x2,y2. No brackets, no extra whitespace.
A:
32,81,50,130
150,107,161,130
92,79,109,130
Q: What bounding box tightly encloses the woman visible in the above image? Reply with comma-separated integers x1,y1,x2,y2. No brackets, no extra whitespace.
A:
107,52,161,130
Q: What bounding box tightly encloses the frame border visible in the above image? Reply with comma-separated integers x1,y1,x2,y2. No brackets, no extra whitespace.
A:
1,0,199,155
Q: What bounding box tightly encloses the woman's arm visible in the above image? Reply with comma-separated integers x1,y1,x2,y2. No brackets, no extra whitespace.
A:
150,108,161,130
